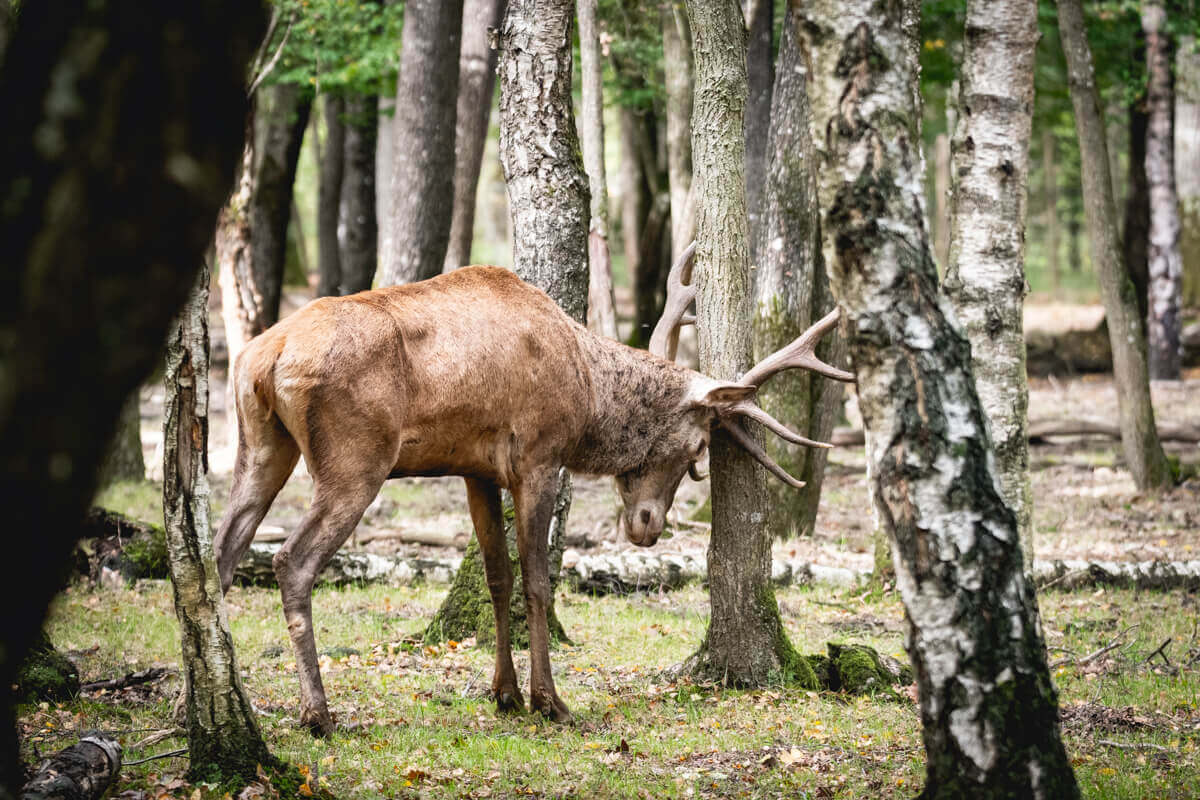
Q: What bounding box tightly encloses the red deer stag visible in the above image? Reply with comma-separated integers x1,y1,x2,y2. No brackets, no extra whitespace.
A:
214,243,852,735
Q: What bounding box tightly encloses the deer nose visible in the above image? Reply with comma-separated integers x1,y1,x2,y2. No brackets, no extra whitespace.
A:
640,509,652,526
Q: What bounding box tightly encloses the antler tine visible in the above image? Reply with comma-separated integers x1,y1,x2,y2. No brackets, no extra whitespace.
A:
738,308,854,386
719,419,806,488
727,401,834,449
648,241,698,360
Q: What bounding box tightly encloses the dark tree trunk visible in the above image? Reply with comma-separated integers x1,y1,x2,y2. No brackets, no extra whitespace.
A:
632,192,671,347
97,394,144,488
753,2,844,541
340,94,379,294
743,0,773,265
0,2,263,794
1143,1,1182,379
317,95,346,297
684,0,812,689
618,106,647,289
379,0,464,285
802,0,1080,795
1124,97,1151,323
1057,0,1172,489
444,0,507,272
164,268,275,781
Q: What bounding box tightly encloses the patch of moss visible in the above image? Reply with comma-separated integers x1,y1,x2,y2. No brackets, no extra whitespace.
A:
818,642,913,697
121,525,169,580
17,632,79,703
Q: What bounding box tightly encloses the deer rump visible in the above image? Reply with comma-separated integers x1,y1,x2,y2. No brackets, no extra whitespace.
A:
214,255,851,735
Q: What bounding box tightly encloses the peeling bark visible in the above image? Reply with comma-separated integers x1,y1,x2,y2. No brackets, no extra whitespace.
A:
800,1,1079,795
942,0,1037,569
1056,0,1172,490
164,268,275,781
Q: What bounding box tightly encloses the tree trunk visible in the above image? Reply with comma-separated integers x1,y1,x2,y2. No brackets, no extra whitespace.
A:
444,0,507,272
684,0,812,689
1178,19,1200,308
1057,0,1172,490
317,95,346,297
801,1,1080,795
97,393,145,487
662,3,694,260
1143,1,1182,380
1044,130,1060,292
164,267,276,781
578,0,618,339
379,0,464,285
340,94,379,294
618,106,647,285
376,95,396,271
429,0,589,649
1068,208,1083,273
942,0,1038,571
743,0,773,265
753,2,844,542
0,2,262,793
20,734,121,800
933,133,951,270
1124,97,1150,322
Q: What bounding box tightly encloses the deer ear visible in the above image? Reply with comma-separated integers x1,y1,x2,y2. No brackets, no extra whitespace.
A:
699,383,758,408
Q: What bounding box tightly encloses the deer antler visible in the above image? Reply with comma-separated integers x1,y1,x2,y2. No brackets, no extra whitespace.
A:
648,241,697,360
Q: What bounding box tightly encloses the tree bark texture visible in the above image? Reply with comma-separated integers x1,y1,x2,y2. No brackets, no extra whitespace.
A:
97,394,145,487
942,0,1037,571
685,0,811,689
1123,98,1151,322
379,0,464,285
164,268,275,781
0,3,263,794
444,0,507,272
1056,0,1172,490
317,95,346,297
799,2,1079,796
1142,2,1182,380
1178,24,1200,308
578,0,619,339
753,2,845,541
341,94,379,294
20,734,121,800
662,2,694,260
743,0,773,265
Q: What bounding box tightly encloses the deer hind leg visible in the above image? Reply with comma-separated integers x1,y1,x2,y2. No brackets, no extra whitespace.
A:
464,477,524,714
513,469,571,723
273,462,389,736
214,420,300,594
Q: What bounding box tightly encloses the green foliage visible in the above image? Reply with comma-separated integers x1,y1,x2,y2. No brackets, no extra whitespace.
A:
597,0,665,110
17,631,80,703
266,0,404,96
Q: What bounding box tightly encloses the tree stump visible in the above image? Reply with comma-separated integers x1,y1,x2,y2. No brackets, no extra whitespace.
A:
21,734,121,800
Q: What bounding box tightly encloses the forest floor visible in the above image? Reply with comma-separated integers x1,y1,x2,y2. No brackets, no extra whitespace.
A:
24,297,1200,798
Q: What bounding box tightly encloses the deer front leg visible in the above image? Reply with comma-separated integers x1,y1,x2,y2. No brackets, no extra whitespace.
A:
513,469,571,723
464,478,524,714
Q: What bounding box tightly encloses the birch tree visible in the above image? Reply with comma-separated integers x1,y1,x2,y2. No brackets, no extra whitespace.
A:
942,0,1038,567
799,1,1079,794
1056,0,1172,489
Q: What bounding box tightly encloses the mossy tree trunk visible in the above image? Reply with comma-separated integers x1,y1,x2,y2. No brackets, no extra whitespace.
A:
0,2,262,793
164,267,276,781
684,0,814,689
799,1,1079,795
1056,0,1172,490
753,1,845,542
942,0,1037,570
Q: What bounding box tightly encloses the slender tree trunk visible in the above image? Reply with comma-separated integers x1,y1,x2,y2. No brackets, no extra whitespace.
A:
444,0,507,272
578,0,618,339
379,0,464,285
1044,130,1060,293
164,267,276,782
1143,1,1182,379
1178,18,1200,308
377,95,396,269
317,95,346,297
684,0,811,689
744,0,773,265
933,133,951,270
801,1,1079,795
0,2,263,793
1124,97,1151,322
662,2,694,260
753,2,844,542
341,94,379,294
1068,208,1083,273
1057,0,1172,489
618,107,646,285
97,394,145,487
943,0,1037,571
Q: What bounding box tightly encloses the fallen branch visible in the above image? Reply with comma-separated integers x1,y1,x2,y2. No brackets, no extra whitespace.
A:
831,419,1200,448
1144,638,1173,666
21,733,122,800
1050,624,1140,669
80,667,168,693
1096,739,1170,753
123,747,188,766
129,728,183,750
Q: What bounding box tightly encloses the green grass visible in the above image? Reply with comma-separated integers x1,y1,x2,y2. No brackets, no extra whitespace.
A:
25,579,1200,798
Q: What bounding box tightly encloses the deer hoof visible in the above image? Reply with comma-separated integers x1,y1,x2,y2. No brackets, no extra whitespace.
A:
534,697,573,725
495,689,526,714
299,708,337,738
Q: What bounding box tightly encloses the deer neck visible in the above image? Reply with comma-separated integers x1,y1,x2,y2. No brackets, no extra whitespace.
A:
568,331,696,476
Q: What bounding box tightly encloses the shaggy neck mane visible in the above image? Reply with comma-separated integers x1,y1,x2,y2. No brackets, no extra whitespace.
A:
567,329,696,476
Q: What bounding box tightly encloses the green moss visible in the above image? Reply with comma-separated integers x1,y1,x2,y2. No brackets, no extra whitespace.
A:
122,526,169,580
17,631,79,703
824,642,912,696
758,583,819,690
690,497,712,524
